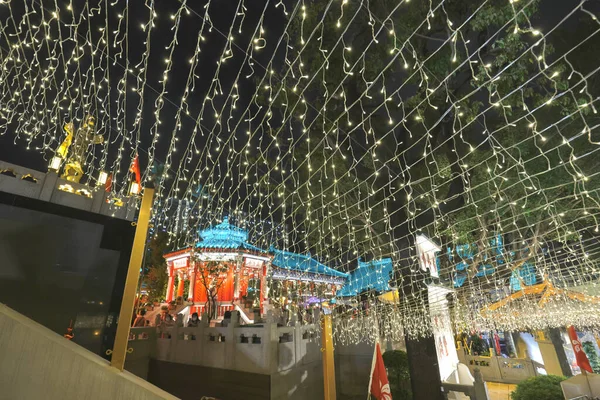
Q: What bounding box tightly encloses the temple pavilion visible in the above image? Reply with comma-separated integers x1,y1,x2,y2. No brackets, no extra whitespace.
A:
163,217,349,322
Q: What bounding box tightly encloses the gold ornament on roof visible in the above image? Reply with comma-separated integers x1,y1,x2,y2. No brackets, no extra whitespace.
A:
55,115,104,183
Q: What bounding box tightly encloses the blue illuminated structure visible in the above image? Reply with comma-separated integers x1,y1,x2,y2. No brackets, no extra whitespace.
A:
336,258,394,297
269,247,349,284
510,262,537,291
449,235,538,291
196,216,265,252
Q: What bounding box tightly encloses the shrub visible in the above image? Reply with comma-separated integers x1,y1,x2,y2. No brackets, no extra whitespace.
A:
382,350,412,400
511,375,566,400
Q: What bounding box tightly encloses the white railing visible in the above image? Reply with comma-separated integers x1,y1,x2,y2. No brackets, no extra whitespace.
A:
128,312,322,375
234,304,254,324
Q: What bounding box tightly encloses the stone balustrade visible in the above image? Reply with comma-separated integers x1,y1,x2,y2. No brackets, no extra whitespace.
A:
126,312,322,378
457,347,537,384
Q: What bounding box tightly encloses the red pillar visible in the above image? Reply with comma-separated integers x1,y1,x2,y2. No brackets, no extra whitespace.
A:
229,266,235,302
189,265,197,302
260,263,267,315
176,274,185,299
166,265,175,303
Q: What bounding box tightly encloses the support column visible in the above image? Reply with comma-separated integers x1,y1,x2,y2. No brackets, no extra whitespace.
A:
402,277,444,400
535,329,572,376
166,266,175,303
234,255,242,300
260,263,267,315
228,262,235,301
188,265,196,302
176,273,185,299
406,333,444,400
321,310,336,400
110,187,154,371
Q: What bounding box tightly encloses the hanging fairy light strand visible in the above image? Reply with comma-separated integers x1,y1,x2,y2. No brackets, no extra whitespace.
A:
2,0,600,339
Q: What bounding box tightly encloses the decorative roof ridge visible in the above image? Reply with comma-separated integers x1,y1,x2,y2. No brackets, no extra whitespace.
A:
269,246,311,259
269,246,349,278
357,257,393,267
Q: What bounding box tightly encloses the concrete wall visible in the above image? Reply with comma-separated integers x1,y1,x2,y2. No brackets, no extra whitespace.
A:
0,303,178,400
271,361,323,400
148,359,270,400
0,160,137,220
456,348,537,384
128,317,324,400
130,317,322,376
335,341,374,400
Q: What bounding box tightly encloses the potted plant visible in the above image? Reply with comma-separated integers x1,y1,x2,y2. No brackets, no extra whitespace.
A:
511,375,566,400
382,350,412,399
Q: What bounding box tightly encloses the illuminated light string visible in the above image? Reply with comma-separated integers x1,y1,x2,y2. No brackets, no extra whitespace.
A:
296,88,600,261
158,0,337,232
227,3,600,334
152,0,287,221
254,14,600,256
145,0,189,194
245,0,560,234
330,231,600,340
1,0,600,337
156,0,255,217
173,0,446,238
206,0,528,244
127,0,156,183
154,0,215,190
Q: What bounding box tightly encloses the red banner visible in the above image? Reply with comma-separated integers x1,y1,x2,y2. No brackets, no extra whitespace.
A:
129,154,141,185
369,342,392,400
568,325,593,373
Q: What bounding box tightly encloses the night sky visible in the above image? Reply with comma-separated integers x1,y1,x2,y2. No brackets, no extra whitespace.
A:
0,0,586,181
0,0,584,177
0,0,287,176
1,0,598,265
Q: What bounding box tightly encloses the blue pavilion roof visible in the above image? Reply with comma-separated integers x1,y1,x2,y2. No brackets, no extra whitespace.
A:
337,258,394,297
196,217,266,252
269,247,349,279
450,235,537,289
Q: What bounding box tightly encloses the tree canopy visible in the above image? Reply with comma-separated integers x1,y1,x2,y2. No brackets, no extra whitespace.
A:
253,0,600,291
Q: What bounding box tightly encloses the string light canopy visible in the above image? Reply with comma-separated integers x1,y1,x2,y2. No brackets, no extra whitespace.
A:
1,0,600,341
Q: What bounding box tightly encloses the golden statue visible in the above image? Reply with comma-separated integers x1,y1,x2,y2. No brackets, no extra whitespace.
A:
56,115,104,183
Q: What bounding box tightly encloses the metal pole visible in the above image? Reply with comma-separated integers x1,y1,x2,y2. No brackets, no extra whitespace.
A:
110,187,154,371
321,311,336,400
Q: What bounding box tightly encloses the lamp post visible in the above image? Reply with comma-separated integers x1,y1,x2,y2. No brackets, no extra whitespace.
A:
49,156,62,171
321,306,336,400
98,171,108,185
110,186,154,371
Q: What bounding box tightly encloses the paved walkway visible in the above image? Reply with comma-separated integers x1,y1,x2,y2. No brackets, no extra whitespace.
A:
486,382,517,400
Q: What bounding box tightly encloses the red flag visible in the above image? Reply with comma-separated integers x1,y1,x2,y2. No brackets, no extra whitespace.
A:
568,326,593,373
104,173,113,192
369,342,392,400
493,332,502,356
129,154,141,185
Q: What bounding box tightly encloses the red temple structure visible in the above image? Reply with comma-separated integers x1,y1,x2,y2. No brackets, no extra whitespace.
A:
163,217,349,322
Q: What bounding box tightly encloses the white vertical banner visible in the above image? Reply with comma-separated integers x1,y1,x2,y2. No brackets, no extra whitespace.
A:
428,285,459,381
415,234,441,278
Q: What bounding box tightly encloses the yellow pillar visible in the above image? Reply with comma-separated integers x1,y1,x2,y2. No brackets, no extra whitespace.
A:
110,187,154,371
321,311,336,400
535,330,564,376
